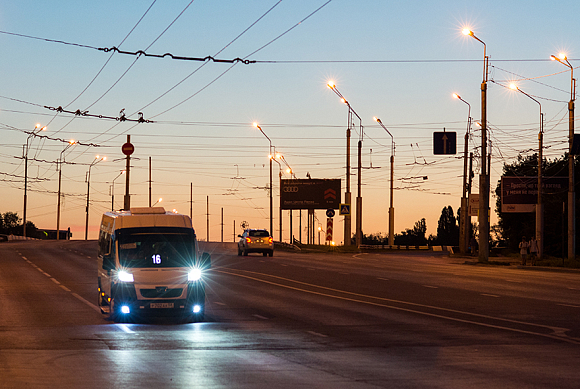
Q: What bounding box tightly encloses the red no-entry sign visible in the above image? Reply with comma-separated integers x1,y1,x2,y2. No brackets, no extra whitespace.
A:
122,142,134,156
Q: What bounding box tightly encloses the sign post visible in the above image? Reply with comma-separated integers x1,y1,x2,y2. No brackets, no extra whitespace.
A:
122,135,134,210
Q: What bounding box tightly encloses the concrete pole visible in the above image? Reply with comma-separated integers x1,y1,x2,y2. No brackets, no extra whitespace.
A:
123,135,131,210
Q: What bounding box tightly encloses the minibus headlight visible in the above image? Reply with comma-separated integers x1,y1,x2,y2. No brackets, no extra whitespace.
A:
188,268,202,282
118,270,134,283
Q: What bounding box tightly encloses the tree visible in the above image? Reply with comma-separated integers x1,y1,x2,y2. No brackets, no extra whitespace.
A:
435,206,459,246
394,218,428,246
2,212,21,234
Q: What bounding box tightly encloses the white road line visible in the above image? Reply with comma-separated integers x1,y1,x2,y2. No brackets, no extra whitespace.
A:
568,287,578,290
117,324,135,334
213,301,226,306
59,285,71,292
307,331,328,338
481,293,500,298
280,264,288,267
377,277,389,281
558,303,580,308
423,285,438,289
21,256,27,260
41,271,51,277
50,278,60,285
71,292,101,313
252,314,269,320
504,279,522,283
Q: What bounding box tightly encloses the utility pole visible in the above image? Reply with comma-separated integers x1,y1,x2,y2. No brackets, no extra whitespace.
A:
206,196,209,242
123,135,131,210
148,157,152,207
190,182,193,220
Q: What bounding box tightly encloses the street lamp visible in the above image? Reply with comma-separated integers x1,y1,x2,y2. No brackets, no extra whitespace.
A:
551,53,576,261
452,93,472,254
152,197,162,207
327,81,364,247
463,28,490,262
510,83,544,260
85,155,106,240
253,122,274,238
56,139,76,240
373,117,395,246
110,170,126,211
272,153,282,242
23,124,46,238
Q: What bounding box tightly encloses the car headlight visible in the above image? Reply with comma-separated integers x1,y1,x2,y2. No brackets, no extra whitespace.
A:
118,270,134,283
188,268,202,282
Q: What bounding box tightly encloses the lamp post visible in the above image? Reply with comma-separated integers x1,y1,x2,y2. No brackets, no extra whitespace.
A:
110,170,126,211
453,93,472,254
56,139,76,240
253,123,274,238
272,154,282,242
327,82,363,247
510,83,544,260
23,124,46,238
85,155,106,240
551,53,576,260
373,117,395,246
463,28,490,262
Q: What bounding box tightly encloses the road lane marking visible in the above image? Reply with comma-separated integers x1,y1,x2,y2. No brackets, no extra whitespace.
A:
423,285,438,289
117,324,135,334
252,314,269,320
217,268,579,345
280,264,288,267
558,303,580,308
377,278,389,281
19,252,100,313
481,293,500,298
504,279,522,283
71,292,101,313
307,331,328,338
213,301,226,306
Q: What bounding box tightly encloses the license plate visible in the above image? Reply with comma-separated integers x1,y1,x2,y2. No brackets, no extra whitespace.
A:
150,302,174,309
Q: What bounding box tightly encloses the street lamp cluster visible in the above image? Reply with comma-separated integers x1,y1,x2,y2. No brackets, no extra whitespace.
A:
253,122,295,242
462,28,575,261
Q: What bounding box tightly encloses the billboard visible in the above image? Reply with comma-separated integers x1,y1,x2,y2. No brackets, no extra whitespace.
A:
501,176,567,213
280,179,341,210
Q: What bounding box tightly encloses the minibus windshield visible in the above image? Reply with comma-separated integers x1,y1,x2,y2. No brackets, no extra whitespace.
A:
116,227,195,268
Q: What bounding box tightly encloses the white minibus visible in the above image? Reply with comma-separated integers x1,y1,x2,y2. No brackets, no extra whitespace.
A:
97,207,210,322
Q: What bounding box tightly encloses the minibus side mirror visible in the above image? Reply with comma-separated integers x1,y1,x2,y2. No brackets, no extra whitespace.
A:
237,235,242,238
200,252,211,269
103,255,115,271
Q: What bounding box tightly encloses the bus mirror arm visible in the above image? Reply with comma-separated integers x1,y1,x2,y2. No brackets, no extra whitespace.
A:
103,255,115,271
200,252,211,270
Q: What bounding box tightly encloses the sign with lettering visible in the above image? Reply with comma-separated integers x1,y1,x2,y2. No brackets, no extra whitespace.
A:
280,179,341,210
501,176,568,213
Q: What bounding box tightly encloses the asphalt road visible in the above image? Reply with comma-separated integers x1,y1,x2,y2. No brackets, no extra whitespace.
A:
1,240,579,388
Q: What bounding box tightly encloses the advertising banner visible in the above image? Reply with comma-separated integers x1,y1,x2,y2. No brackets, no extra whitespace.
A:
501,176,567,213
280,179,341,210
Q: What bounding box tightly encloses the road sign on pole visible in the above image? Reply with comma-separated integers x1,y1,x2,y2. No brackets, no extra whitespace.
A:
339,203,350,215
433,130,456,155
326,217,333,242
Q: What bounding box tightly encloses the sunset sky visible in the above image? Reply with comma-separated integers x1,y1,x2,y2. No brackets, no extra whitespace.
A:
0,0,578,241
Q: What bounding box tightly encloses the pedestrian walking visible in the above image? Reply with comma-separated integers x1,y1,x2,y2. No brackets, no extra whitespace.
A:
519,236,529,266
529,236,538,266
